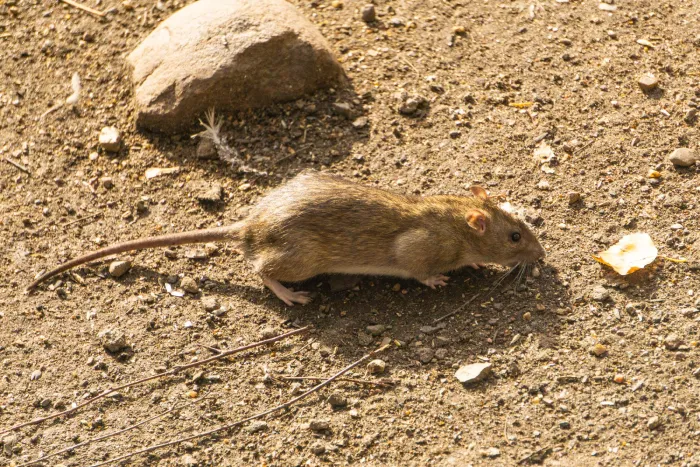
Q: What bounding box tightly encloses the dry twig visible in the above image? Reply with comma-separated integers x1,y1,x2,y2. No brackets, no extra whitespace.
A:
433,293,480,323
0,327,309,436
3,157,30,174
60,0,106,18
88,344,390,467
277,375,397,387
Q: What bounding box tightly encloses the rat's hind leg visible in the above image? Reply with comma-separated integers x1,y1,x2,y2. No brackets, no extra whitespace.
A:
420,275,450,289
261,275,311,306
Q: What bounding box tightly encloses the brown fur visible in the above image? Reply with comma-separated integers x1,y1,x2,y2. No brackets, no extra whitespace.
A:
27,171,545,298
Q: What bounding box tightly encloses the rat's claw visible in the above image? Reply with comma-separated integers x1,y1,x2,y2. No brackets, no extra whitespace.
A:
421,275,450,289
262,276,311,306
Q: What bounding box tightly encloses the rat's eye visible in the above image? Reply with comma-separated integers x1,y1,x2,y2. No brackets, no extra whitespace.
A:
511,232,521,242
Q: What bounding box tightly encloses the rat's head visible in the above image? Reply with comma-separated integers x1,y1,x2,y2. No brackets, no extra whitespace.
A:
463,186,545,267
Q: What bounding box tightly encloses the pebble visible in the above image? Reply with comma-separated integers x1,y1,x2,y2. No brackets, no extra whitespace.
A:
613,374,625,384
536,180,550,191
664,333,682,350
415,347,435,364
638,73,658,92
589,343,608,357
522,312,532,321
398,95,428,115
101,177,114,189
328,391,347,408
367,359,386,374
591,285,609,302
310,442,326,455
196,138,217,159
449,130,461,139
260,327,277,340
332,102,353,119
455,362,492,384
568,192,581,204
559,420,571,429
99,126,121,152
480,447,500,458
246,420,268,433
201,296,219,312
361,4,376,22
108,260,131,278
647,416,662,430
2,435,17,456
196,184,223,203
366,324,386,336
352,116,368,129
180,276,199,294
668,148,697,167
99,329,128,353
30,369,42,381
357,331,373,346
309,420,330,431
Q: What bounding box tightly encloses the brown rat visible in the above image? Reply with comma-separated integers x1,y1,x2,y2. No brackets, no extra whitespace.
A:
27,171,545,305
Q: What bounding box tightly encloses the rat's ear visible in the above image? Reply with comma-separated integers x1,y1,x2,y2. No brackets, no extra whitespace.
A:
466,210,487,235
470,185,489,200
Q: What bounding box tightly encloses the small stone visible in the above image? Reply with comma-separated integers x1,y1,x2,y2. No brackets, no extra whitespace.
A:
415,347,435,364
195,184,223,203
366,324,386,336
180,276,199,294
310,442,326,455
246,420,268,433
559,420,571,429
647,416,662,430
522,312,532,321
202,297,219,312
536,180,550,191
332,102,353,119
638,73,658,92
455,362,492,384
664,333,682,350
591,285,609,302
99,329,128,353
352,116,368,129
108,260,131,278
480,447,500,458
183,320,194,329
589,343,608,357
30,369,42,381
449,130,461,139
367,359,386,374
2,435,17,456
309,420,330,431
101,177,114,189
613,374,625,384
196,138,217,159
99,126,121,152
568,192,581,204
260,327,277,339
357,331,373,346
685,108,698,124
668,148,697,167
361,4,376,22
328,391,347,408
398,95,428,115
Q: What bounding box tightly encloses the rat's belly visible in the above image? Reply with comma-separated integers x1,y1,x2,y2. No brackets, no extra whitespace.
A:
326,265,413,278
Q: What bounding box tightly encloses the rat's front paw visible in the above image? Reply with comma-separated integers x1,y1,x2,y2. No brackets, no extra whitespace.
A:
421,275,450,289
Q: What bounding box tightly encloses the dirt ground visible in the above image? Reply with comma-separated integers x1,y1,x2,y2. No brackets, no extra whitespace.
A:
1,0,700,465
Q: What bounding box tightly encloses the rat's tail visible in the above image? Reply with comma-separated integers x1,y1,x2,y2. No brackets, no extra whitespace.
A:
26,223,244,291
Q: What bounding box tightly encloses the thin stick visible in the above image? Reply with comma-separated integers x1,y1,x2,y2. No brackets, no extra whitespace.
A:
62,212,102,228
433,293,480,324
88,344,390,467
3,157,30,174
16,401,187,467
0,326,309,436
60,0,106,17
277,375,397,387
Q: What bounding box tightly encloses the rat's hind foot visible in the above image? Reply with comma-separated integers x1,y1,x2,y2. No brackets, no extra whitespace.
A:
420,275,450,289
262,276,311,306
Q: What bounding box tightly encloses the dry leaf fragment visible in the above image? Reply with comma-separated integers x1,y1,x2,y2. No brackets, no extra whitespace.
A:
508,102,533,109
593,233,658,275
145,167,180,179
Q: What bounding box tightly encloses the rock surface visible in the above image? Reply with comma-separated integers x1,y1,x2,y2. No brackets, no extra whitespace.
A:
127,0,346,132
668,148,697,167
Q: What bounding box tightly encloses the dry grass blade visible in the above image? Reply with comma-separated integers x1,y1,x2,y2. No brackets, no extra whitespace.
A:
88,344,391,467
0,326,309,437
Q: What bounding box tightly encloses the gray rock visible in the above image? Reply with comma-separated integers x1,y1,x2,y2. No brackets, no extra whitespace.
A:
664,333,682,350
99,126,121,152
246,420,268,433
591,285,609,302
332,102,354,119
196,138,217,159
367,359,386,374
351,116,368,129
109,260,131,278
30,369,42,381
480,447,500,458
647,415,662,430
2,434,17,456
310,441,326,455
668,148,697,167
309,420,330,431
398,95,428,115
127,0,346,132
361,4,376,22
638,73,658,92
99,329,128,353
195,183,223,203
327,391,347,408
357,330,373,346
415,347,434,364
181,276,199,294
455,362,492,384
366,324,386,336
202,296,219,312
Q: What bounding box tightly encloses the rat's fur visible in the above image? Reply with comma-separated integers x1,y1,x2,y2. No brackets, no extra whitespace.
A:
27,172,544,305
